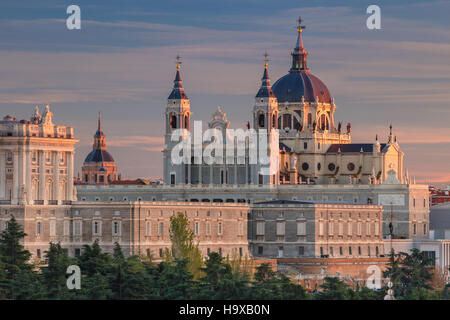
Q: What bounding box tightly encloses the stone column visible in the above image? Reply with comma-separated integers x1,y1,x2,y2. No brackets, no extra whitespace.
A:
53,151,59,203
234,161,237,185
187,163,191,185
39,150,45,203
26,148,32,204
209,164,213,185
0,151,5,199
12,151,19,204
68,151,74,201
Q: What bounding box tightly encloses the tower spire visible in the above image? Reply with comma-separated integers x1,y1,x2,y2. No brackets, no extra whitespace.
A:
256,52,275,98
290,16,309,73
168,54,188,100
98,111,101,132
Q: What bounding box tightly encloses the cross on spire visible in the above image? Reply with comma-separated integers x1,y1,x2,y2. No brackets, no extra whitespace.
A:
297,16,306,33
263,51,269,67
175,53,182,70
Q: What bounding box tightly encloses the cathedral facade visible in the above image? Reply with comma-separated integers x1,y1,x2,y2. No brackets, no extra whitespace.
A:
162,20,405,188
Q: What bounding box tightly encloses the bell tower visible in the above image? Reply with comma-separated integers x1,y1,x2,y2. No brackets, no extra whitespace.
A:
163,55,192,185
253,52,279,131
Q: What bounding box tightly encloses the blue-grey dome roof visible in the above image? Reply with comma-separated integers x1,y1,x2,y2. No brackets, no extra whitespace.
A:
272,72,332,104
84,149,115,163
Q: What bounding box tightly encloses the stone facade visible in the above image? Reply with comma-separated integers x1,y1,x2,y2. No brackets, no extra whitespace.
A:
0,201,249,260
249,200,384,259
0,105,77,206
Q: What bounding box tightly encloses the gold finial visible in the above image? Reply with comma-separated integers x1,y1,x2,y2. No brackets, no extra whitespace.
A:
175,53,182,70
297,16,306,33
263,51,269,68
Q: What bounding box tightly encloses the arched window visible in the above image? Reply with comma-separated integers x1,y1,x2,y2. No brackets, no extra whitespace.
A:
169,114,177,129
184,115,189,130
320,114,326,131
272,114,276,129
308,113,312,126
283,114,292,129
258,113,265,128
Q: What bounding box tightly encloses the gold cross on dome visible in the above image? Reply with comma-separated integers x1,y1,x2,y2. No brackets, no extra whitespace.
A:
297,16,306,32
263,51,269,67
175,54,182,70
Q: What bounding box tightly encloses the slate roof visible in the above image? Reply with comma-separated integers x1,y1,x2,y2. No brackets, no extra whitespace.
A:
272,72,332,104
326,143,388,153
84,149,115,163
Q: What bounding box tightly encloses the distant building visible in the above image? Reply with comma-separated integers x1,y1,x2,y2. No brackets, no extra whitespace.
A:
430,202,450,239
430,186,450,206
81,113,118,185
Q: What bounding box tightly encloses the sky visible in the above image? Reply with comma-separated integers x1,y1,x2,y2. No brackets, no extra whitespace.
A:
0,0,449,186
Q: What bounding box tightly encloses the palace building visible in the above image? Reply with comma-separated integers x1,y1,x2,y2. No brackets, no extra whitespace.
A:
0,19,432,270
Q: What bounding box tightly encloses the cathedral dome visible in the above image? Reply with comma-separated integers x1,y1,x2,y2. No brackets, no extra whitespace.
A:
272,72,331,104
272,17,332,104
84,149,115,163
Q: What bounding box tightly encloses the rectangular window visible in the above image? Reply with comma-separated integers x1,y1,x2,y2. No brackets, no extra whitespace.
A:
298,246,304,256
339,247,343,255
319,222,324,236
330,247,334,256
257,246,263,255
73,221,81,236
357,222,362,236
348,222,353,236
423,224,427,234
64,220,70,236
36,222,41,235
50,220,56,236
238,222,244,236
194,222,199,235
328,222,334,236
276,222,285,236
366,223,371,236
158,222,164,236
146,222,151,236
93,221,101,235
297,222,306,236
74,248,81,257
113,221,120,236
218,222,223,235
375,223,380,236
413,224,417,235
349,246,352,255
206,222,211,235
338,222,343,236
256,222,265,235
37,249,41,258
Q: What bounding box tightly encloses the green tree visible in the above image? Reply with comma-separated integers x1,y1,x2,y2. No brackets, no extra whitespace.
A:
166,212,203,279
155,259,196,299
0,216,33,299
42,242,75,299
77,239,112,277
252,263,305,300
109,243,154,299
383,248,435,299
315,277,352,300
